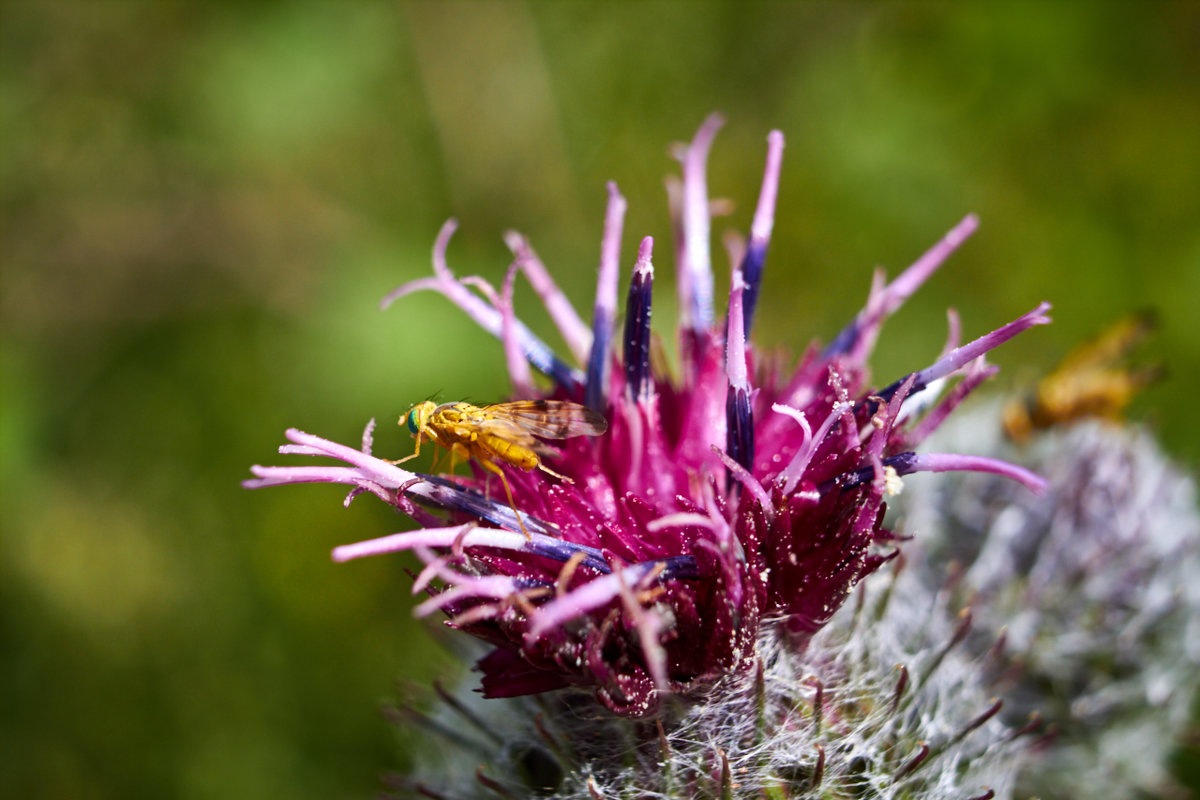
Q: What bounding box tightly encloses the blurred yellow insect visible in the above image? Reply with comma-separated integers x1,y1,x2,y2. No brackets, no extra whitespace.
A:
397,400,608,537
1003,311,1161,443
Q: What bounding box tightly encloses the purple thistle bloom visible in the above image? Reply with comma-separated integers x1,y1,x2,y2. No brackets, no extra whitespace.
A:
245,115,1050,717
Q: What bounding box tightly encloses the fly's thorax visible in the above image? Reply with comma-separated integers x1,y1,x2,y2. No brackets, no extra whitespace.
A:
437,402,497,429
424,403,476,444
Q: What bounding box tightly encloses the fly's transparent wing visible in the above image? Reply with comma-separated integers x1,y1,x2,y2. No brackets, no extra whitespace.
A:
474,415,541,448
482,400,608,439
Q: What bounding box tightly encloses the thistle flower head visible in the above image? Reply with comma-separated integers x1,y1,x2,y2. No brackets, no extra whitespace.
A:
245,115,1050,718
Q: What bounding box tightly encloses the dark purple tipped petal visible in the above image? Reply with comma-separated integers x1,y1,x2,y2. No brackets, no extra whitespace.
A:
826,215,980,359
725,387,754,478
908,452,1047,494
623,237,655,402
725,270,754,475
498,259,535,398
503,230,592,364
678,113,724,334
877,303,1052,402
585,183,626,411
382,219,583,393
820,451,920,492
329,523,614,571
823,451,1046,495
528,332,584,393
416,474,558,535
902,358,998,447
869,214,979,331
740,130,784,335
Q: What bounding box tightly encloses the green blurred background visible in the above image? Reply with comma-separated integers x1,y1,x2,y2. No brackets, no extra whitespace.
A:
3,2,1198,798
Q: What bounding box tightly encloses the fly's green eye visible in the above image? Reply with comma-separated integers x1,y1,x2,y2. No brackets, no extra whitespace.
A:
406,409,421,434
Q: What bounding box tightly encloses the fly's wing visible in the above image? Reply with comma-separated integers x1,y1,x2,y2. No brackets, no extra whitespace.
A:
482,400,608,439
473,415,542,447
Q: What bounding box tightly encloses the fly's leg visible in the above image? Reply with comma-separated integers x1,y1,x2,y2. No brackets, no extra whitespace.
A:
390,432,425,465
428,443,449,474
537,462,574,484
479,458,530,540
446,443,469,474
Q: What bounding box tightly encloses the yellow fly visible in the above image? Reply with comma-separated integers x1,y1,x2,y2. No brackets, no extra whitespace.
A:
1003,311,1161,443
397,399,608,537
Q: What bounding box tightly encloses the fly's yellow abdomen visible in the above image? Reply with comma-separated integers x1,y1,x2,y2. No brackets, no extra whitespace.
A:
479,434,539,470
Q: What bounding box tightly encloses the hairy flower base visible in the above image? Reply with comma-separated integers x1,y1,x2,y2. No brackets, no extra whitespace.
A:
390,572,1035,800
900,410,1200,797
246,116,1050,716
